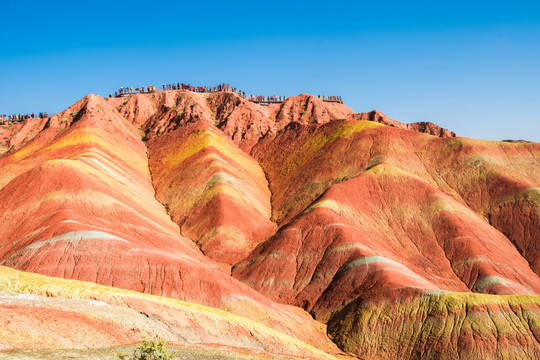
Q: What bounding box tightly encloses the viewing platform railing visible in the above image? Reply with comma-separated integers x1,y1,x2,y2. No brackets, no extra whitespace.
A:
113,88,343,104
248,98,344,104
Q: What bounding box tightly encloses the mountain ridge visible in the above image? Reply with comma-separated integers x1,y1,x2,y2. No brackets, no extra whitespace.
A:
0,90,538,359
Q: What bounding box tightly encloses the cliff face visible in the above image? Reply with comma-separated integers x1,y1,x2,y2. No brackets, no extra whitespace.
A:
1,90,539,359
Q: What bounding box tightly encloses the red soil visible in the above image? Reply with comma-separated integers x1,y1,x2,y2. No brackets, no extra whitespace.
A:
1,89,539,359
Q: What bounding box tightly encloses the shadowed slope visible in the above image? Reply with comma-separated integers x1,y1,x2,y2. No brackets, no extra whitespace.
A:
249,119,540,255
251,119,392,224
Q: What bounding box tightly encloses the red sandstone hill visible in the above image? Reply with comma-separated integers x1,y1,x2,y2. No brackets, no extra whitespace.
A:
0,90,539,359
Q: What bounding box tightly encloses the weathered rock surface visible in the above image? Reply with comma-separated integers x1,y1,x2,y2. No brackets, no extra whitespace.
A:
1,90,539,359
353,110,457,138
0,266,340,360
328,288,540,360
0,94,341,355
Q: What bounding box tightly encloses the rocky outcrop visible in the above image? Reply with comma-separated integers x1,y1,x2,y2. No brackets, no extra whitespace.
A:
353,110,456,138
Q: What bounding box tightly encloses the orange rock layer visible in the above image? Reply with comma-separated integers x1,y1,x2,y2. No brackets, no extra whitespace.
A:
0,90,538,359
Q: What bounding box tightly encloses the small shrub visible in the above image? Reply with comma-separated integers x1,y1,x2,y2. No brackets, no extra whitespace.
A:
177,111,184,117
116,337,175,360
301,110,306,115
61,118,68,123
70,111,79,117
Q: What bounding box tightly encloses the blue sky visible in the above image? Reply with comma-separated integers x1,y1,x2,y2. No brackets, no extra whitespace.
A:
1,1,539,141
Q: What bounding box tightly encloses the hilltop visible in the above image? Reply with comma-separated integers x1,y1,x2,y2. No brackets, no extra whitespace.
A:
0,89,538,359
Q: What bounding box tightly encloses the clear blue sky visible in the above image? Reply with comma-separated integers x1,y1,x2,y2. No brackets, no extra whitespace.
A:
1,1,539,141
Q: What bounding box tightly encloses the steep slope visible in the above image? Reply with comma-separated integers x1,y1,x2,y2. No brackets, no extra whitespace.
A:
0,117,50,157
110,91,355,152
328,288,540,360
137,91,353,266
418,138,540,275
0,95,342,355
117,90,277,266
249,118,539,243
147,122,276,266
205,91,277,152
0,95,223,302
271,94,354,129
234,162,540,319
235,118,540,358
1,89,539,359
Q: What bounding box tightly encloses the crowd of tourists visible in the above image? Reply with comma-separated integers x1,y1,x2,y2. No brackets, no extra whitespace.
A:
1,112,50,124
318,95,342,103
112,85,158,97
110,82,343,104
112,83,237,97
248,95,286,103
0,85,343,127
246,94,342,104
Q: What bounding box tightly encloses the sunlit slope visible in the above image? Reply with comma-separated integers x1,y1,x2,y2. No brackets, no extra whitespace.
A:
0,266,340,360
112,90,278,265
234,162,540,318
0,95,229,304
328,288,540,360
0,95,343,354
418,138,540,275
251,120,540,238
1,90,538,359
237,120,540,358
147,122,275,266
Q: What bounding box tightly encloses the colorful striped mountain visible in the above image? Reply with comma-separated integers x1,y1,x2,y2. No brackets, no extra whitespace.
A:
0,90,538,359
